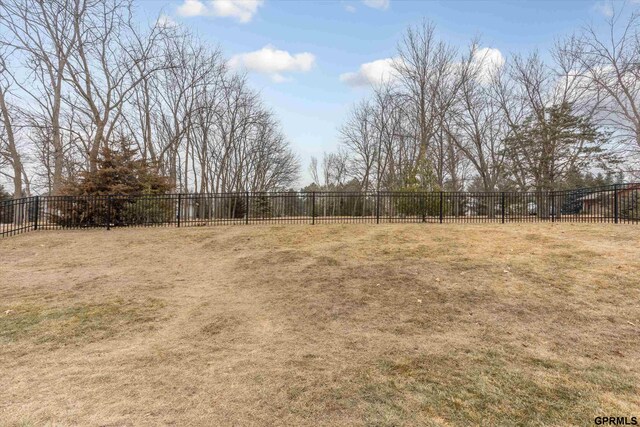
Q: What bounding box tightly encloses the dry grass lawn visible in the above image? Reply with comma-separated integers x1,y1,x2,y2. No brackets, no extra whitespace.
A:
1,223,639,426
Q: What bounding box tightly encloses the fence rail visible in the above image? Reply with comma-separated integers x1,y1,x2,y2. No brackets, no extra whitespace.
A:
2,184,639,238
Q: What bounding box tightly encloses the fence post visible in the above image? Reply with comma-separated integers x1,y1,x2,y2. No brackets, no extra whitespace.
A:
376,191,380,224
312,192,316,225
106,195,111,231
245,191,249,225
501,192,505,224
34,196,40,231
439,191,443,224
177,194,181,227
551,191,555,223
614,184,619,224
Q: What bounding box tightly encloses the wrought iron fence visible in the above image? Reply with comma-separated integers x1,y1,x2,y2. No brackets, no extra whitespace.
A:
1,183,639,238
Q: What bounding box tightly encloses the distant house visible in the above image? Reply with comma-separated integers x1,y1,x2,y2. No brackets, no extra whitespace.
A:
579,185,640,214
579,192,605,214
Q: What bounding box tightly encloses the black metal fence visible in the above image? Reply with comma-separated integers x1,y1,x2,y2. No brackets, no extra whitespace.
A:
1,184,639,238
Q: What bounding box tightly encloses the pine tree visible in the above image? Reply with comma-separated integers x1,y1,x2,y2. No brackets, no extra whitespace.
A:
504,102,612,191
55,139,173,227
63,138,171,196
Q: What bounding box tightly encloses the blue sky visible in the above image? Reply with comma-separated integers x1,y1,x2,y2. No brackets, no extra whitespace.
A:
137,0,628,183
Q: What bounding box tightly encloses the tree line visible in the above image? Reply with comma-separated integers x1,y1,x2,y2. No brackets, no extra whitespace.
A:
0,0,299,199
313,11,639,193
2,2,639,200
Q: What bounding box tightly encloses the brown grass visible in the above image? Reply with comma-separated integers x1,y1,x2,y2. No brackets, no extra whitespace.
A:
1,223,639,426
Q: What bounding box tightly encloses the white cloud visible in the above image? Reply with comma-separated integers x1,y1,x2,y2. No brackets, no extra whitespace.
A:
472,47,505,83
229,45,315,82
177,0,206,16
341,48,504,88
156,14,179,28
473,47,504,68
339,57,399,87
362,0,389,10
177,0,264,23
344,4,356,13
212,0,264,23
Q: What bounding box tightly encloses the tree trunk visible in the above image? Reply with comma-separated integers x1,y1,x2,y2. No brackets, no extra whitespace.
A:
51,95,64,194
0,89,23,200
89,123,106,173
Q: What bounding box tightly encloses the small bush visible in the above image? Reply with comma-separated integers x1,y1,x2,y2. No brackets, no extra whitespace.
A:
393,162,444,218
253,195,273,218
395,187,446,219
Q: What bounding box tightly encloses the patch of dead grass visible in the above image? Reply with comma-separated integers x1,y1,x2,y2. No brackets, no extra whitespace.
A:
0,223,639,425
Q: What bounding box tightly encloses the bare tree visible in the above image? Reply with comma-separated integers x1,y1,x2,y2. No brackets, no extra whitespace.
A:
338,84,417,191
394,20,459,185
0,1,300,195
308,156,320,186
0,50,24,198
339,99,376,190
64,0,167,172
334,18,624,194
566,9,640,174
0,0,79,194
149,32,298,193
444,44,509,191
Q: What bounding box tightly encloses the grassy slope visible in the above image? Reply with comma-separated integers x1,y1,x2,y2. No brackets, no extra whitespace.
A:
0,224,639,426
